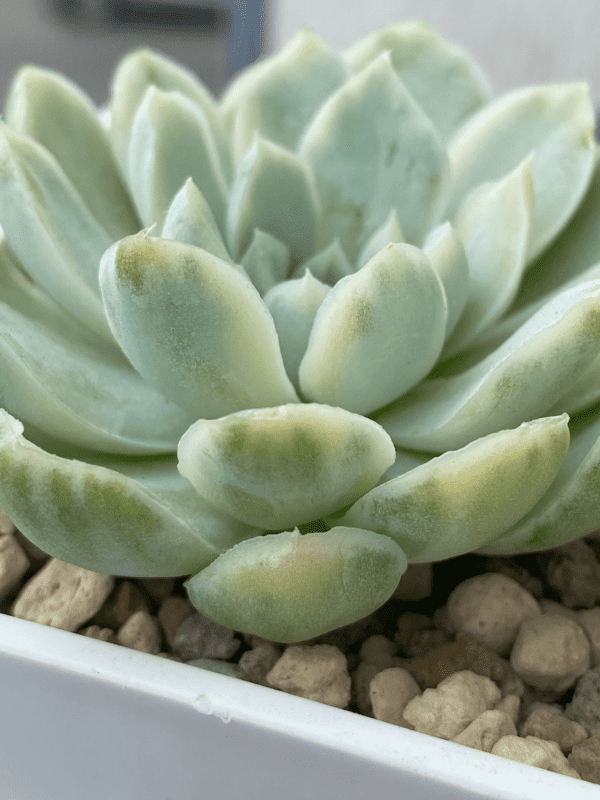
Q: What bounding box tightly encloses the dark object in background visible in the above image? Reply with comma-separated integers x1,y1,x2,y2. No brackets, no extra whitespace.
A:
48,0,266,81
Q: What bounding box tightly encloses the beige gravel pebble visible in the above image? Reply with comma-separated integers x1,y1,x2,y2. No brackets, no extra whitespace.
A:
266,644,351,708
510,614,591,694
116,609,162,654
11,558,114,631
491,734,581,778
445,573,542,657
0,533,29,604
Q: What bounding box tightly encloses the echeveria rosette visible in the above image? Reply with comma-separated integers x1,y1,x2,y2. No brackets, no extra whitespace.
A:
0,23,599,643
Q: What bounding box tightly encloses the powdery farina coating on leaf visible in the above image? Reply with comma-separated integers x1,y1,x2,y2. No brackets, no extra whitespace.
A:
0,22,599,640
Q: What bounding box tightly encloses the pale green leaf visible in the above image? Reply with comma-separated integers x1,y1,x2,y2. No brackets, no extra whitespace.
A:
290,238,352,285
177,403,396,530
226,136,318,264
0,293,197,454
338,415,570,562
355,211,404,272
299,52,449,260
239,229,291,295
441,155,533,357
423,221,469,339
127,88,228,232
184,527,407,642
511,150,600,311
161,177,234,264
445,83,596,263
263,269,330,390
231,27,348,161
0,124,117,345
375,279,600,452
99,234,300,418
299,243,447,415
109,48,230,181
343,21,491,141
477,407,600,555
0,410,260,576
5,66,141,241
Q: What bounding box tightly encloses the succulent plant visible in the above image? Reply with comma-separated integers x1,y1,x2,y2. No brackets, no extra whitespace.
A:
1,22,600,642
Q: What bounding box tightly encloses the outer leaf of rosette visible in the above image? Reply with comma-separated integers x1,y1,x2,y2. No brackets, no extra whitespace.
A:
422,221,469,340
476,405,600,555
0,123,117,346
337,415,570,563
184,527,407,642
99,234,300,419
298,52,450,262
226,135,318,265
4,65,141,241
161,177,234,265
263,270,330,390
355,211,404,273
0,409,261,576
440,155,534,358
231,27,348,162
240,229,291,296
0,249,198,453
444,83,596,264
109,48,231,182
176,403,396,530
374,279,600,452
298,243,447,415
290,239,352,285
127,87,228,233
342,20,491,141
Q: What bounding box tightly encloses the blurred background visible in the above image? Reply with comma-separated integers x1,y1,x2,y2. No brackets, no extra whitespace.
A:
1,0,600,108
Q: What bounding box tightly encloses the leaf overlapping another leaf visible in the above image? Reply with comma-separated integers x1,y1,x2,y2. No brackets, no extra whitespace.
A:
0,22,599,640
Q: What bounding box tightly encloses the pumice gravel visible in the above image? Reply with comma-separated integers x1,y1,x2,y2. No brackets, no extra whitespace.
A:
1,506,599,787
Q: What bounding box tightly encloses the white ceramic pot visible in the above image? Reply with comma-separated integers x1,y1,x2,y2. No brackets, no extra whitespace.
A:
0,613,596,800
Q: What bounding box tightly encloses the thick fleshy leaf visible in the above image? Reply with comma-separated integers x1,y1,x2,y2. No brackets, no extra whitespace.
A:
0,235,106,354
0,291,197,454
343,20,491,140
338,415,570,562
299,52,449,260
299,243,447,415
512,151,600,312
290,239,352,285
127,87,228,232
231,27,348,161
177,403,396,529
441,261,600,378
226,136,318,265
355,211,404,272
0,124,116,344
99,234,300,418
109,48,230,181
239,229,291,295
0,410,260,576
184,527,407,642
445,83,596,263
5,66,141,241
263,270,330,389
441,156,533,357
375,279,600,452
423,222,469,339
476,406,600,555
160,178,233,264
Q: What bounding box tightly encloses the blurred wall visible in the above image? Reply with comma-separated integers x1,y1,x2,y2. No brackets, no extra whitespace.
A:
0,1,270,107
274,0,600,104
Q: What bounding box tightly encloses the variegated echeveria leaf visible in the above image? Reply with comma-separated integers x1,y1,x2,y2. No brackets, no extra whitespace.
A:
184,528,407,642
0,22,600,641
